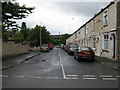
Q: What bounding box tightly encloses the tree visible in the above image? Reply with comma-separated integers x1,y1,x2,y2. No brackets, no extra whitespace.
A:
28,25,51,47
12,30,24,43
60,34,71,45
21,22,28,41
2,1,35,30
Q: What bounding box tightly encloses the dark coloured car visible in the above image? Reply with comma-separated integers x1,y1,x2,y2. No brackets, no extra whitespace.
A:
67,44,79,55
74,46,95,61
41,44,49,52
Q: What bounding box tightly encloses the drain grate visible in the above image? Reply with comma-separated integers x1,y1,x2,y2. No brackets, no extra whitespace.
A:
42,59,46,61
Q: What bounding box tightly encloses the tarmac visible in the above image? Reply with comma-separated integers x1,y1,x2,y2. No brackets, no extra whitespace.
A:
1,51,120,71
1,51,40,70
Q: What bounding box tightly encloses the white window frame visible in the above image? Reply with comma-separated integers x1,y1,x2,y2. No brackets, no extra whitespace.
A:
93,37,96,48
85,25,88,35
102,33,109,50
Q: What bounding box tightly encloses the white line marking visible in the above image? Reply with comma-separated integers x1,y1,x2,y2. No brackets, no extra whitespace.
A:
59,51,66,79
83,78,97,80
15,76,25,78
0,75,8,77
65,77,78,80
28,76,42,79
99,75,113,77
116,76,120,78
59,57,62,62
46,77,59,79
102,78,117,80
83,75,96,77
61,63,66,79
66,75,79,77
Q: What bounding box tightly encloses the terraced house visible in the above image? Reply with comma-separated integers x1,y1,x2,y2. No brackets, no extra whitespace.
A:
66,0,120,60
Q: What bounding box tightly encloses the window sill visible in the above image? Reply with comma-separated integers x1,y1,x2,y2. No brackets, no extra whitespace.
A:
102,49,109,52
103,24,108,27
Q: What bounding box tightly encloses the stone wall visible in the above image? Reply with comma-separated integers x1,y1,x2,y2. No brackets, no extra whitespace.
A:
2,41,29,59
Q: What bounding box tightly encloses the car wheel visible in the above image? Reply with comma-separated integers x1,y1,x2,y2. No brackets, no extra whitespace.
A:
91,58,95,61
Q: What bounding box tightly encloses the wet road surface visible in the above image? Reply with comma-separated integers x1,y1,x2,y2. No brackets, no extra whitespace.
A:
2,48,119,88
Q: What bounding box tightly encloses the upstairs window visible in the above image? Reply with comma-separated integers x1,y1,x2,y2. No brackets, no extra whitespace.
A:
85,25,88,35
103,9,108,26
93,19,95,31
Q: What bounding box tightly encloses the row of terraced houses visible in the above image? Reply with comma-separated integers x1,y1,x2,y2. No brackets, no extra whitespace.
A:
66,0,120,60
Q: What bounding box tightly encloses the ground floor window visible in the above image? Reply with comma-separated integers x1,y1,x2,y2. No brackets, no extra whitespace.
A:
103,34,109,49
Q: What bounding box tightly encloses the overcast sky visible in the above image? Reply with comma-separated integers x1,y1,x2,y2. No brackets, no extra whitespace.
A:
16,0,113,35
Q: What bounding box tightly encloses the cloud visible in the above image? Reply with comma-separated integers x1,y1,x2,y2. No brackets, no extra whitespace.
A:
54,2,109,17
16,0,112,35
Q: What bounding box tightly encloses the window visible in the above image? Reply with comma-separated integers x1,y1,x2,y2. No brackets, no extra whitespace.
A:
103,9,108,25
93,19,95,31
86,25,88,35
103,34,109,49
75,33,77,39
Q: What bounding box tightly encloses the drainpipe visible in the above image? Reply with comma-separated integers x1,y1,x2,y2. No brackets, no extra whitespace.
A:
116,0,120,60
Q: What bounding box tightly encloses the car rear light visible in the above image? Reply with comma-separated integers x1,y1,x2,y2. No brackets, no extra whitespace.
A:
79,51,85,54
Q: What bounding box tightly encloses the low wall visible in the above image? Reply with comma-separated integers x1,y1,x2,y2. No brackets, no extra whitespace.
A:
2,41,29,59
30,47,40,51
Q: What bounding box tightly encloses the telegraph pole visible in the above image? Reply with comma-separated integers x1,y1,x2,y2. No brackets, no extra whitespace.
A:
39,22,42,55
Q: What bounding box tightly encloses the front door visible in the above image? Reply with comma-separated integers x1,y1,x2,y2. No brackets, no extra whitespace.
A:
111,34,116,58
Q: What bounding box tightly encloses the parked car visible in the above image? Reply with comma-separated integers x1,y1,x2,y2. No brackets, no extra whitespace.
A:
67,44,79,55
41,44,49,52
56,45,60,48
48,44,53,50
74,46,95,61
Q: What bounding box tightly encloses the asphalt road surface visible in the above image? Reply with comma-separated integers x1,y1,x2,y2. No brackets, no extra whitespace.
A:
2,47,120,88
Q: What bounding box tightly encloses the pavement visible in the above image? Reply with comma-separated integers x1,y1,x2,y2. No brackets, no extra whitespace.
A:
95,56,120,71
1,51,120,71
1,51,40,70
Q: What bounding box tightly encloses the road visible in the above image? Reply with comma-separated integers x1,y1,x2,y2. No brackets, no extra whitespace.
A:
2,47,119,88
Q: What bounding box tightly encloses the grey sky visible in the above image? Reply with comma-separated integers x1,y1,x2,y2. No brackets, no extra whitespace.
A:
16,0,113,35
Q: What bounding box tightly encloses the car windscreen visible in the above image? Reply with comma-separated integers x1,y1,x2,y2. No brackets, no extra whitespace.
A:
42,44,48,47
81,47,93,51
70,45,79,48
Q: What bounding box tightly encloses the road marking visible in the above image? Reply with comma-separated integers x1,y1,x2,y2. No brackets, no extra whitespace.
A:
59,57,62,62
116,76,120,78
15,76,25,78
46,77,59,79
83,78,97,80
99,75,113,78
61,63,66,79
0,75,8,77
28,76,42,79
59,54,60,57
83,75,96,77
102,78,117,80
65,77,78,80
59,51,66,79
66,75,79,77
